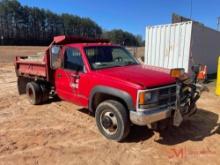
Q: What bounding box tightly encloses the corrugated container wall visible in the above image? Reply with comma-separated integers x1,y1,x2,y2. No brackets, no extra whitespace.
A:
145,21,220,74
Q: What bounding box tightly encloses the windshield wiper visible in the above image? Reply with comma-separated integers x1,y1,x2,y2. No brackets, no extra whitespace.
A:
95,63,108,66
121,61,137,66
93,63,113,69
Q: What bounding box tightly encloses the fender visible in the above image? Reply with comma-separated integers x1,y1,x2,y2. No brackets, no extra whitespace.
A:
89,86,134,111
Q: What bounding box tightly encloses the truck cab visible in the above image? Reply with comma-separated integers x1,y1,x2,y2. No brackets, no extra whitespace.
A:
15,36,204,141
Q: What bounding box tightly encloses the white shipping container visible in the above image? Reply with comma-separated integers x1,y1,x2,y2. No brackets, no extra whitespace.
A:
145,21,220,74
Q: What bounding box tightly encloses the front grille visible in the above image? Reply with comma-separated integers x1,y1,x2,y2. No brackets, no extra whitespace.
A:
138,84,177,110
158,85,176,106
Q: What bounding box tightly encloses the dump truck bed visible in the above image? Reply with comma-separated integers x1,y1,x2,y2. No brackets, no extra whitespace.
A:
15,53,48,80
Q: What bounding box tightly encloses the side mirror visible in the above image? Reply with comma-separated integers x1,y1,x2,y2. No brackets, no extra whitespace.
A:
51,46,60,55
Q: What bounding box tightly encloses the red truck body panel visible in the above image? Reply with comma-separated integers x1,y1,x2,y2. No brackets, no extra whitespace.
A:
95,65,175,88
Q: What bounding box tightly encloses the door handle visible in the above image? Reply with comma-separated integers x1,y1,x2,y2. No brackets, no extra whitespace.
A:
71,74,80,79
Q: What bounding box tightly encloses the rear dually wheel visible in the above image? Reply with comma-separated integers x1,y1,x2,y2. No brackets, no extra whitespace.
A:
26,82,42,105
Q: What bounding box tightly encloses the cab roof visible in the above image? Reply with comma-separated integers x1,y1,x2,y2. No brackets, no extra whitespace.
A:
53,35,110,45
65,43,119,48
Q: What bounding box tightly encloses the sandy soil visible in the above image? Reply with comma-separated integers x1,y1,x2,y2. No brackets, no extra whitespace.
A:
0,46,220,165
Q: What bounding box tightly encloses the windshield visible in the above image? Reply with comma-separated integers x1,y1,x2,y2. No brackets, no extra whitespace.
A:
84,46,139,70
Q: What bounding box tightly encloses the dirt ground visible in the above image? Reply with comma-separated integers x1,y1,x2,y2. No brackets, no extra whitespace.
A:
0,46,220,165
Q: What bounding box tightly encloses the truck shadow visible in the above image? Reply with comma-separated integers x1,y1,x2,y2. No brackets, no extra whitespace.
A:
152,109,219,145
125,109,219,144
125,125,154,142
44,96,62,104
77,107,219,144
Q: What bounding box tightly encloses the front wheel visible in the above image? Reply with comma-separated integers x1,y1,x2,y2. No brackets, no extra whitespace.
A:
95,100,130,141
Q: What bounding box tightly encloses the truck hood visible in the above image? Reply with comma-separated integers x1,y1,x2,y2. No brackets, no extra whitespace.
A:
96,64,176,88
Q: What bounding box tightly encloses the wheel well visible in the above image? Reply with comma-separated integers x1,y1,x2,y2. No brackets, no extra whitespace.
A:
92,93,129,112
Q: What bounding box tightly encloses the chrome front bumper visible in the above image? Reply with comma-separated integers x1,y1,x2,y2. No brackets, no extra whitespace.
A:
130,106,173,126
130,101,198,126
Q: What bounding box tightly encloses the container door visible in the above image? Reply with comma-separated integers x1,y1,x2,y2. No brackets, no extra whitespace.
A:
145,21,192,73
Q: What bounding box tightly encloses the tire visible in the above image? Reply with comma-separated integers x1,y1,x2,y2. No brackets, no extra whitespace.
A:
95,100,130,141
40,84,50,103
26,82,42,105
17,77,30,95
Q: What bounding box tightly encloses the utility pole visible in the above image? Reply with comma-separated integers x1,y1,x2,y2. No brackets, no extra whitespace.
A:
217,17,220,31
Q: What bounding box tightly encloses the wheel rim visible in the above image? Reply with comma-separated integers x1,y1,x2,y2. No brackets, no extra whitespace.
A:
100,111,118,135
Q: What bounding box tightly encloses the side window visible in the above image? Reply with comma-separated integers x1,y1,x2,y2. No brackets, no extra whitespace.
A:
64,48,84,72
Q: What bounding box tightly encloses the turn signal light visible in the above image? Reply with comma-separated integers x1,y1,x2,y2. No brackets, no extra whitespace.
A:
139,92,145,105
170,68,185,78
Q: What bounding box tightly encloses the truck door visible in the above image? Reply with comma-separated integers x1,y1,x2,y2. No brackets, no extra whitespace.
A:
55,47,86,105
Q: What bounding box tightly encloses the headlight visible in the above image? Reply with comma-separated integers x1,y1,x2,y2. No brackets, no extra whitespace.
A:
138,91,158,105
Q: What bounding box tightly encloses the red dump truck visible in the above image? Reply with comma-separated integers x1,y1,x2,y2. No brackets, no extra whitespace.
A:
15,35,205,141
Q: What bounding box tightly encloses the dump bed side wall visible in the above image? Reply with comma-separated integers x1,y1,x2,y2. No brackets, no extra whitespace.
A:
15,52,50,81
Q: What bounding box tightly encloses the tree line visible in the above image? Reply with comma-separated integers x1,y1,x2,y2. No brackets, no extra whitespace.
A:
102,29,144,47
0,0,144,46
